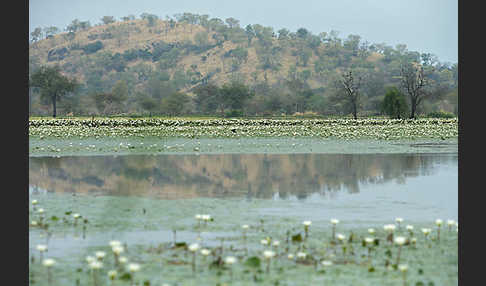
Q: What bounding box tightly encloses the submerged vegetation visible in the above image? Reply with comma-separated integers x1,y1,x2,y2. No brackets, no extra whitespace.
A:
29,195,458,286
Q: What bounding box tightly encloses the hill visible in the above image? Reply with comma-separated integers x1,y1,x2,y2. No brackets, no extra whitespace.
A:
29,13,458,117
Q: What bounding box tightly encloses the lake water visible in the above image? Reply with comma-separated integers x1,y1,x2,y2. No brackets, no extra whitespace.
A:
29,152,458,264
29,153,457,221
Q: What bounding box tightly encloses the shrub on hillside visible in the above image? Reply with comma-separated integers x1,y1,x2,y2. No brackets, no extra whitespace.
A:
82,41,103,54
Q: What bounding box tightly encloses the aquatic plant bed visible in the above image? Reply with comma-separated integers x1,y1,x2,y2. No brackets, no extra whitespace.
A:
29,118,457,140
29,118,458,156
29,193,458,286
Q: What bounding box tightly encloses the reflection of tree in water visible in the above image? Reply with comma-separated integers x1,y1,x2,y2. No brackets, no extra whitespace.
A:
29,153,457,200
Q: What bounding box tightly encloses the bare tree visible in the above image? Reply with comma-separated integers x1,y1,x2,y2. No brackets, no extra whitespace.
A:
337,70,363,119
400,62,433,119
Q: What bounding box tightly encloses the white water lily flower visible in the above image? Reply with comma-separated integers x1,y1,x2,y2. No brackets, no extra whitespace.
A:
297,252,307,259
287,254,294,259
32,200,38,205
72,213,80,219
421,228,431,235
364,237,374,245
225,256,237,265
395,218,404,223
330,219,339,225
398,264,408,272
36,244,47,252
95,251,106,259
321,260,333,267
109,240,122,248
112,246,124,255
194,214,202,220
394,236,406,246
43,258,55,267
242,224,249,229
86,256,95,263
411,238,417,244
31,220,38,226
263,250,275,259
303,221,312,226
435,219,443,226
188,243,200,252
260,239,269,245
89,261,103,269
447,219,455,226
119,257,128,264
336,233,346,242
368,228,375,235
38,208,45,214
108,270,117,280
202,214,211,221
200,249,211,256
127,263,141,272
272,240,280,247
406,225,414,231
384,224,396,233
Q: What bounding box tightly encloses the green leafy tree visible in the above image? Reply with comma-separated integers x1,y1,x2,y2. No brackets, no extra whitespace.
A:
66,19,81,33
161,92,190,116
193,83,221,114
92,82,128,115
137,92,159,116
30,66,78,117
111,80,129,112
121,15,136,21
263,91,284,114
199,14,210,31
220,82,254,115
141,13,159,27
245,24,255,46
296,28,309,39
253,24,273,47
277,28,290,40
208,18,226,32
44,26,59,38
101,16,116,25
381,87,408,119
79,21,91,30
30,27,43,43
225,17,240,29
145,71,175,100
344,34,361,56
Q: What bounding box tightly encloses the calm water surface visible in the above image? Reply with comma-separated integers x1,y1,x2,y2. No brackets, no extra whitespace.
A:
29,153,457,220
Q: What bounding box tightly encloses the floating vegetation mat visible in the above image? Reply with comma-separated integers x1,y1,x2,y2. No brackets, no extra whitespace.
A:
29,118,458,140
29,118,458,156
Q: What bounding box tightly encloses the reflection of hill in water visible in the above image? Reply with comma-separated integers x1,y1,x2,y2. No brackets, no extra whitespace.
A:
29,154,457,200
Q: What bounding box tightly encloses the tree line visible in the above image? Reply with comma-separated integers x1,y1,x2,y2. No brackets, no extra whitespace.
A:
30,61,451,119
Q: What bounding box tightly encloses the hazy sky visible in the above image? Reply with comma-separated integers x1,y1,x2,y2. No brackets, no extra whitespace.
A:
29,0,458,63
